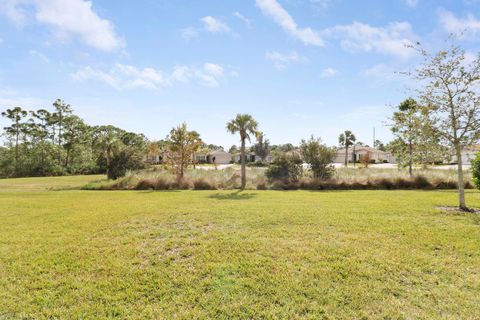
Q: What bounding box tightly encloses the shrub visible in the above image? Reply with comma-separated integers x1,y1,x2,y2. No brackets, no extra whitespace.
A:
172,178,192,190
136,177,172,190
136,179,157,190
247,161,268,167
193,178,217,190
108,148,145,180
435,180,457,189
271,180,299,190
472,152,480,190
256,182,268,190
265,153,303,182
300,136,335,180
413,175,432,189
377,178,395,189
155,178,172,190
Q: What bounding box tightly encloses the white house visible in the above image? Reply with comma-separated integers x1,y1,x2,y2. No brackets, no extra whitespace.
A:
232,152,273,163
451,145,480,165
195,149,232,164
334,146,396,164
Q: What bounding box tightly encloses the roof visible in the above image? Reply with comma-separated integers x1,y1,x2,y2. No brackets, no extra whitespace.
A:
336,146,387,154
463,145,480,152
208,149,230,155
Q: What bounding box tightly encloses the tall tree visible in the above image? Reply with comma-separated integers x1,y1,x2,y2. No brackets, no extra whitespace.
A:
228,145,238,154
374,140,386,151
1,107,28,176
94,126,122,179
226,114,259,189
165,123,202,179
411,39,480,210
300,136,336,180
62,115,89,169
253,132,270,163
338,130,356,167
52,99,72,146
391,98,422,176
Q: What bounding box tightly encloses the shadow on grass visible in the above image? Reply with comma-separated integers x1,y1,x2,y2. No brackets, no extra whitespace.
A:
208,190,257,200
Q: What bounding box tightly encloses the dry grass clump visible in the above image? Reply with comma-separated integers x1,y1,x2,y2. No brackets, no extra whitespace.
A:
272,171,473,191
84,166,473,191
192,178,217,190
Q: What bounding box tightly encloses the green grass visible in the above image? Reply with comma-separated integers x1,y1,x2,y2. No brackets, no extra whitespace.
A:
1,176,480,319
0,174,105,191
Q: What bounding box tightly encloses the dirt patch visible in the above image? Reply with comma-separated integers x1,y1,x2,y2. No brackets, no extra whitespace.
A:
436,206,480,214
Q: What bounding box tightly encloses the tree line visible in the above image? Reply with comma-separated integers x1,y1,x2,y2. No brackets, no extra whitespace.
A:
0,99,147,179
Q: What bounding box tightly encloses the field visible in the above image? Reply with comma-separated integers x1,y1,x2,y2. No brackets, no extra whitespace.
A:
1,175,480,319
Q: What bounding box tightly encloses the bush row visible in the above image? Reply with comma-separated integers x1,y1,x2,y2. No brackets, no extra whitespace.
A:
84,174,473,191
265,175,474,190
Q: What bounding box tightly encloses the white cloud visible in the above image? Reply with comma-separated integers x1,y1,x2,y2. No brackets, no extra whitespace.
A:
320,67,338,78
255,0,324,46
195,63,225,87
0,0,27,26
233,12,252,28
404,0,418,8
203,63,224,77
363,63,395,80
310,0,332,9
1,0,124,52
438,9,480,39
71,66,121,89
28,49,49,63
361,63,415,88
71,63,229,90
265,51,308,69
0,89,46,109
180,27,199,40
323,21,417,58
201,16,231,34
170,66,192,83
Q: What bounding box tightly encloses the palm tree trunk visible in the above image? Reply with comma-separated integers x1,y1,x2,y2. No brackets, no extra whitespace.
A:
106,150,112,179
241,138,246,189
455,144,467,211
408,140,413,176
15,126,19,176
65,148,71,169
344,145,348,167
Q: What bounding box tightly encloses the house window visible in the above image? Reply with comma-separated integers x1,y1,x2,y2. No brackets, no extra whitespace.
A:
196,155,206,162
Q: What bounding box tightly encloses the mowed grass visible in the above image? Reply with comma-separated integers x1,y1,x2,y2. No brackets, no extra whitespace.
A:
0,174,105,191
0,176,480,319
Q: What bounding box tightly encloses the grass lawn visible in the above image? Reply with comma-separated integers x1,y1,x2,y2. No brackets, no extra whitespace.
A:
1,176,479,319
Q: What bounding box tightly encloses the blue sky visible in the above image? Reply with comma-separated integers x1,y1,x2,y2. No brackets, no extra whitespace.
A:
1,0,479,148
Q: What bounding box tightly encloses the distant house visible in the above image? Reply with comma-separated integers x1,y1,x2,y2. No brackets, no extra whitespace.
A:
146,149,231,165
334,146,396,164
232,151,273,163
450,145,480,165
195,149,232,165
145,152,165,164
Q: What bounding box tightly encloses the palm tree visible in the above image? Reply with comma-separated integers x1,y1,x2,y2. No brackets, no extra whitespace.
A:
226,114,258,189
96,128,121,179
338,130,356,167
